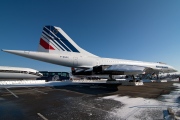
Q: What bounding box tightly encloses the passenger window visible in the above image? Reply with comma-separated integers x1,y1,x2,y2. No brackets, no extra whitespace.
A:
62,73,66,76
51,73,55,75
43,73,48,76
66,73,69,77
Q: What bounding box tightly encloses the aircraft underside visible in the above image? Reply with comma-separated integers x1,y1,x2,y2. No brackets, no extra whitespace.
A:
71,65,161,81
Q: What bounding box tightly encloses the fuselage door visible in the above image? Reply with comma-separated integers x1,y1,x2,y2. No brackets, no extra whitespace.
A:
96,58,99,66
73,57,78,67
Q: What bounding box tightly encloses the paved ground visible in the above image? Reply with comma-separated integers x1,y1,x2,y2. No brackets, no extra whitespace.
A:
114,82,176,98
0,81,178,120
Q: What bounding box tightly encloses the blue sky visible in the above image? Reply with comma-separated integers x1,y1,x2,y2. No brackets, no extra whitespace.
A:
0,0,180,72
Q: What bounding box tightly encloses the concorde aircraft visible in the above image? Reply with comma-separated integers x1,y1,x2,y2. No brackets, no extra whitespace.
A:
2,25,178,80
0,66,43,79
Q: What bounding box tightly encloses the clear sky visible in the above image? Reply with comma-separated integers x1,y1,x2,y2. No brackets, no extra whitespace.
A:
0,0,180,72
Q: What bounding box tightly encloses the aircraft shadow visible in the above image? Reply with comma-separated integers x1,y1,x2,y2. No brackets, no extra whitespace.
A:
52,84,120,95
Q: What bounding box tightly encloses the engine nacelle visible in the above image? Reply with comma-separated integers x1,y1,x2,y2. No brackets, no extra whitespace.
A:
93,65,110,73
71,67,93,75
93,65,124,75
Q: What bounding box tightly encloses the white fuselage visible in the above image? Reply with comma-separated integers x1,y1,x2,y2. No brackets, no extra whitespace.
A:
6,50,176,73
58,52,176,73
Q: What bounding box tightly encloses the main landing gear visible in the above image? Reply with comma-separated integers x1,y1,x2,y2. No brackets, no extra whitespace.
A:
125,75,136,82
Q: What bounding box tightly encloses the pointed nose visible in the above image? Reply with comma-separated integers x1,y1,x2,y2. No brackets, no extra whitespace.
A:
172,69,178,72
170,66,178,72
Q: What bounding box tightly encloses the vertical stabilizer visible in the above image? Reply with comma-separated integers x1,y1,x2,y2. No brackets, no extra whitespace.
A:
38,25,97,56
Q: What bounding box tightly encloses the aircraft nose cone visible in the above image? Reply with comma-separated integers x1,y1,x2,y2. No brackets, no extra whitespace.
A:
170,67,178,72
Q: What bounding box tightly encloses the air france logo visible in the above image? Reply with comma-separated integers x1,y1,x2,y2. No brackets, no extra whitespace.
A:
156,66,168,68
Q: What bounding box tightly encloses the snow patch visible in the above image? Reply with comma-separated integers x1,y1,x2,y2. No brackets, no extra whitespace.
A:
103,83,180,120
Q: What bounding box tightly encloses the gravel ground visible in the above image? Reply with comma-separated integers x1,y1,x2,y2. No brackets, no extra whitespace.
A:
0,82,178,120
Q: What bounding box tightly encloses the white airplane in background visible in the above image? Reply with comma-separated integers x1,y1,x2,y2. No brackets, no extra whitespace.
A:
0,66,43,79
2,25,178,80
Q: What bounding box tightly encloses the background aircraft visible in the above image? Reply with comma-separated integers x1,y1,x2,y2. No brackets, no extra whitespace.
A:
0,66,42,79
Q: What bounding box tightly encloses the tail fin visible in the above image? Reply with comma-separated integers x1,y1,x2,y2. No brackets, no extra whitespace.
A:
38,25,97,56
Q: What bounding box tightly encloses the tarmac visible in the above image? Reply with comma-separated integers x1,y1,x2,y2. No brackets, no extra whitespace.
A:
0,81,179,120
